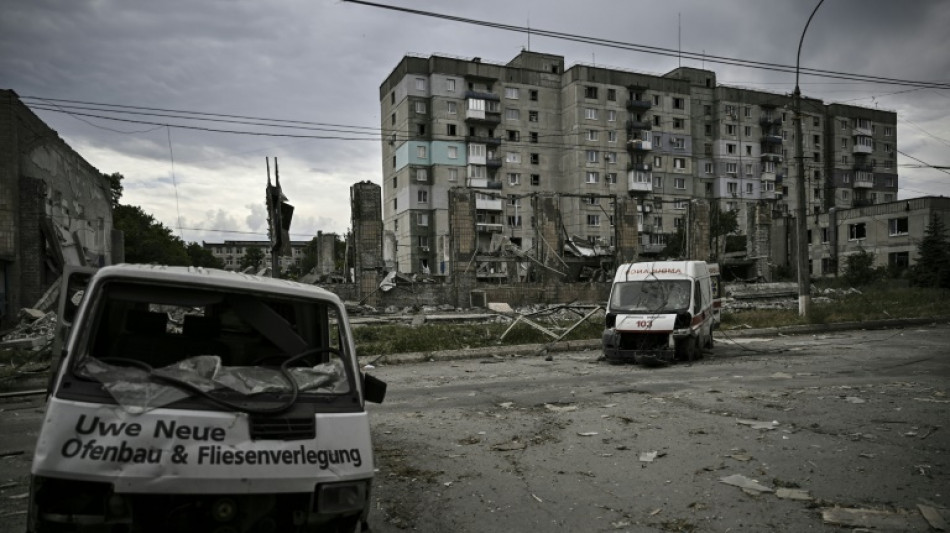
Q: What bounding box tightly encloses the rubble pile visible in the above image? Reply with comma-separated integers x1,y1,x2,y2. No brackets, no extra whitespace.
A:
0,309,57,352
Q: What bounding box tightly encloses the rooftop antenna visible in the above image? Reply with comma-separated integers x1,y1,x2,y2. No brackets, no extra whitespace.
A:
678,12,682,69
526,13,530,51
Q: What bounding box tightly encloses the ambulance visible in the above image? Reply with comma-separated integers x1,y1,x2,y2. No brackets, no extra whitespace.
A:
29,264,386,533
602,261,715,365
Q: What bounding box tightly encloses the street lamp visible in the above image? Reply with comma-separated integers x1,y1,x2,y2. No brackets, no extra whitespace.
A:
793,0,825,317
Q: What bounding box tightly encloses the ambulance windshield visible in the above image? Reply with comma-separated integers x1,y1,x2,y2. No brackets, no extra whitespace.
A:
610,280,692,313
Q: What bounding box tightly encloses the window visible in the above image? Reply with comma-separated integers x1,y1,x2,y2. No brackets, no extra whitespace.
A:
507,173,520,185
744,106,751,117
606,172,617,184
607,88,617,101
704,162,713,174
727,143,736,154
884,143,892,153
746,183,753,194
672,137,685,149
530,174,540,186
584,196,599,205
607,131,617,143
674,199,688,210
674,217,684,228
469,144,485,157
586,171,600,184
652,94,661,105
727,124,736,135
841,155,848,164
849,223,867,240
390,91,395,105
528,131,538,144
528,110,539,122
745,163,753,175
505,108,520,121
889,251,909,270
607,110,617,122
529,89,539,101
507,130,520,141
505,87,519,99
419,213,429,226
393,198,398,210
705,124,712,137
415,78,426,91
530,153,539,164
417,236,428,248
605,152,617,164
447,124,457,136
416,168,428,181
587,214,600,226
674,177,686,189
587,130,599,141
744,126,751,137
745,145,753,156
506,152,521,163
653,156,662,167
508,196,521,207
673,118,684,129
585,86,598,99
415,101,426,114
653,176,663,188
673,158,686,170
724,104,736,116
448,168,458,182
585,108,598,120
813,116,820,127
673,97,684,109
507,215,522,227
446,79,456,92
889,217,908,236
391,113,396,125
417,190,428,203
417,146,427,159
586,150,599,163
653,115,661,127
447,146,458,159
884,126,893,136
469,165,485,178
417,123,426,136
391,176,397,188
727,182,738,194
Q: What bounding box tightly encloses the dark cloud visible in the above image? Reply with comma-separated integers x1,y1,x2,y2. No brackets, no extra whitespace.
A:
2,0,947,241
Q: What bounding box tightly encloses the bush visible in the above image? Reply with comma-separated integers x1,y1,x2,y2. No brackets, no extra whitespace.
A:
843,249,881,287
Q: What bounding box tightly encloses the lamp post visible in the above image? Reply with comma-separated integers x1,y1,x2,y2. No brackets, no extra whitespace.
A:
793,0,825,317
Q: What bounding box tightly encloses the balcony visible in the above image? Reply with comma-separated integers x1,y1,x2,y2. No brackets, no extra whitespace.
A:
476,222,504,233
852,141,873,155
760,153,783,163
475,197,503,211
852,123,872,137
853,172,874,189
852,198,873,208
467,178,502,190
761,171,777,182
759,116,782,128
627,170,652,194
853,161,874,172
628,162,652,172
626,139,653,152
466,135,501,147
465,109,501,125
761,134,783,145
640,242,666,255
464,90,499,101
486,157,503,168
626,99,652,112
625,119,652,131
639,224,655,234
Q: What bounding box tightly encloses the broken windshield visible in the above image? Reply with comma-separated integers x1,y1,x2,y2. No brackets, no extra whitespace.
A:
609,280,692,313
67,280,354,413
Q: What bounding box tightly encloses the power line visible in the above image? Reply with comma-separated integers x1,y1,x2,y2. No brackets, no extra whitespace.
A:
897,150,950,177
343,0,950,90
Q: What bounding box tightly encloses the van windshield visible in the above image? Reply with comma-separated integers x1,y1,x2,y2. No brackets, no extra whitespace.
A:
68,281,354,413
610,280,692,313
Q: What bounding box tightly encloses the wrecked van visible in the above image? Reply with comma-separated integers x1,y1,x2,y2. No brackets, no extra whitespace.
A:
602,261,715,365
29,264,386,533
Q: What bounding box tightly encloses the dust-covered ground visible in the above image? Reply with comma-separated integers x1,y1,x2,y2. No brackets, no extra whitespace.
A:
365,325,950,532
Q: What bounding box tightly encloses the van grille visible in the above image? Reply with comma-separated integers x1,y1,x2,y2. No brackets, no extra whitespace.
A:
249,416,316,440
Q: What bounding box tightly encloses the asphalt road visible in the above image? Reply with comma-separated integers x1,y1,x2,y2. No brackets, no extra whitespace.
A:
364,323,950,532
1,323,948,532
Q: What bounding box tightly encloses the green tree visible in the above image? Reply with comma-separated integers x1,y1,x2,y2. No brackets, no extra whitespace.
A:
186,242,224,269
843,248,880,286
661,226,686,259
113,204,190,265
911,214,950,289
297,237,320,275
103,172,124,208
240,246,266,271
709,205,739,260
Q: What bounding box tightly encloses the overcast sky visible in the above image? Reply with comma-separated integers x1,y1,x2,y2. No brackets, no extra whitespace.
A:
2,0,948,244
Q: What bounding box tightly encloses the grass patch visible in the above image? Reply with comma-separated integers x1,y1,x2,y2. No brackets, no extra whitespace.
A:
354,285,950,356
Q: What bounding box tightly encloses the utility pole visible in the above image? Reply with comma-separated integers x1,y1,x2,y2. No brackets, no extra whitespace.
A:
793,0,825,317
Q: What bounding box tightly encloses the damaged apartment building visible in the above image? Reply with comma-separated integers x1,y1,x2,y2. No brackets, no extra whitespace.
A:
377,50,902,282
0,90,117,329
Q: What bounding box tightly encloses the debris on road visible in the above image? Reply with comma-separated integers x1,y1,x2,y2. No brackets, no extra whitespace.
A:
820,507,925,530
736,419,779,430
916,504,948,531
639,451,658,463
719,474,773,495
775,488,812,501
491,439,527,452
844,396,866,404
577,431,599,437
545,403,577,413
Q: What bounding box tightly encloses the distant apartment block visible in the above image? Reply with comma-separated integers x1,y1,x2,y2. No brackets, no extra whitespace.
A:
202,240,309,271
379,51,899,276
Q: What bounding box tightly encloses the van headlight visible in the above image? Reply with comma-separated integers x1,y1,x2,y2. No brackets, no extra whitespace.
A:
673,312,692,332
317,481,368,514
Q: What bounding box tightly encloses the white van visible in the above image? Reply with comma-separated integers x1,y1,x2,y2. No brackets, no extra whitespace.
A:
29,265,386,533
602,261,715,365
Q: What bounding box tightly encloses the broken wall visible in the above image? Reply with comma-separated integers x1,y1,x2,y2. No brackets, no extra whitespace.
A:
1,90,114,328
350,181,383,305
614,195,639,263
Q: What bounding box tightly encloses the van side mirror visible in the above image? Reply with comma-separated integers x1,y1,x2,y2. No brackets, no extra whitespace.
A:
363,373,387,404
